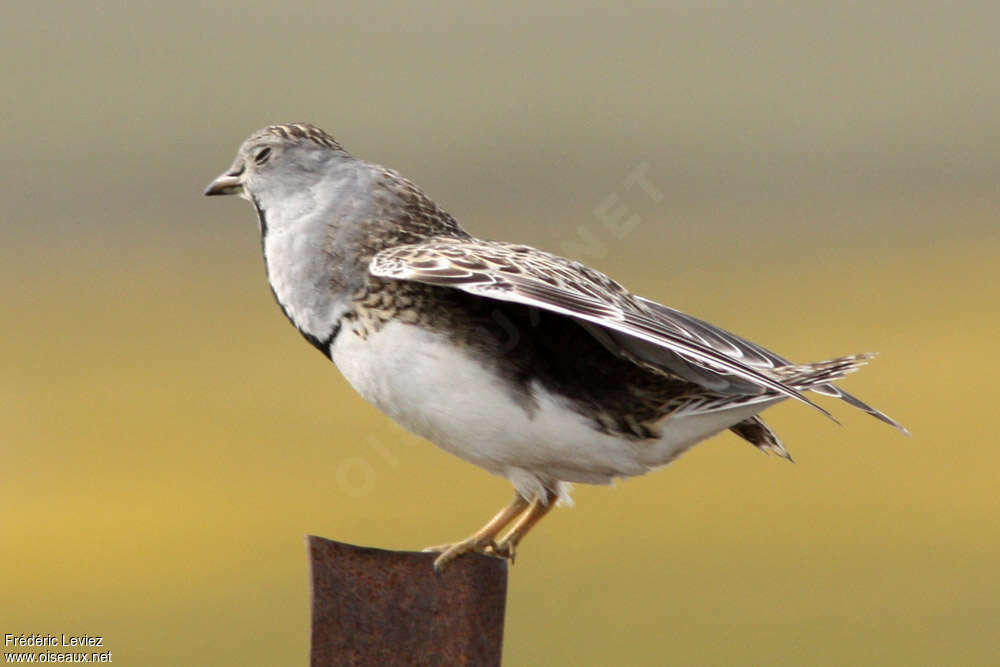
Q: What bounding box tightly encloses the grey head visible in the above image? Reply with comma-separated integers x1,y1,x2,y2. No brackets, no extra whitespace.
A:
204,123,351,209
205,122,468,249
203,122,468,351
204,123,372,348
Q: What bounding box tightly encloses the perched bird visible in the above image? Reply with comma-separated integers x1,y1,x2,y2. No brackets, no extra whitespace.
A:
205,123,907,571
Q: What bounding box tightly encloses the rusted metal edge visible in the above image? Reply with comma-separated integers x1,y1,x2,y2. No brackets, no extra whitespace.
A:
308,536,508,666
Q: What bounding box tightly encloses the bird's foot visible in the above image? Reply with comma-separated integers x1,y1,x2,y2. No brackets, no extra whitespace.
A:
488,539,517,565
422,494,531,573
423,537,503,574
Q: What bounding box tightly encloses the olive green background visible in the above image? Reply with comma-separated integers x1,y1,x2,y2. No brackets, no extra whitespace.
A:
2,2,997,665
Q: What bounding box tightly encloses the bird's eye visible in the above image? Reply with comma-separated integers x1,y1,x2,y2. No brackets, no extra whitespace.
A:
253,147,272,164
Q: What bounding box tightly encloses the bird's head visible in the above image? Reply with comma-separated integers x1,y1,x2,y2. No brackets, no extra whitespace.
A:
204,123,348,208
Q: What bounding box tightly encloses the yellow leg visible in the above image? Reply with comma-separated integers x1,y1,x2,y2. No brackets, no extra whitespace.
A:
424,494,530,573
493,489,557,563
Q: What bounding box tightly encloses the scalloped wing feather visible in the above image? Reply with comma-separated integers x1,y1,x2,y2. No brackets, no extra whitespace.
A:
370,239,843,420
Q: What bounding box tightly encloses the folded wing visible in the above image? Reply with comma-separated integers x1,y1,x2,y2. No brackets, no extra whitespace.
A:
371,238,844,420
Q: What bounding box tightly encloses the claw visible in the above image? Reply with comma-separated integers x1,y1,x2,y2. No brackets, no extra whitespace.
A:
487,540,512,562
426,537,498,573
422,490,557,571
423,494,530,572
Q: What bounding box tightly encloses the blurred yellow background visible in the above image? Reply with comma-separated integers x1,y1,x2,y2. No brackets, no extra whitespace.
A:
2,2,997,665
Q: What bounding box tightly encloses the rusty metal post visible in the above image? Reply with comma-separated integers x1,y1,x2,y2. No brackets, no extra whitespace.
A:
307,536,508,666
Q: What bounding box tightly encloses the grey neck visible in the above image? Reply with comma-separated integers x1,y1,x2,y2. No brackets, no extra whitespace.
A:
251,158,470,353
253,166,374,348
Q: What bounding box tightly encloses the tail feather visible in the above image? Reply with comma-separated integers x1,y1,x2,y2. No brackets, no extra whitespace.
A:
669,354,908,435
771,353,909,435
769,353,873,387
730,416,793,461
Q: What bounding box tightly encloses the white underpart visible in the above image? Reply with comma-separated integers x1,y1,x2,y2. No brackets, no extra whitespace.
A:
331,320,782,501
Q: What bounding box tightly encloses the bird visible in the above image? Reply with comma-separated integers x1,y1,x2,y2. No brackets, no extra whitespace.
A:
204,122,907,572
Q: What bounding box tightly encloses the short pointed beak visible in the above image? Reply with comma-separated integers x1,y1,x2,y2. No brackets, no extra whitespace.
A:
203,168,244,196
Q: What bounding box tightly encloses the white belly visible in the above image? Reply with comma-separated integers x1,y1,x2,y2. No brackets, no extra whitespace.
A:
330,320,775,499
